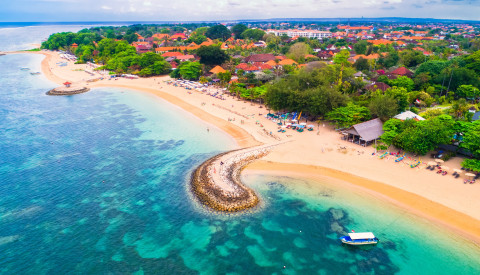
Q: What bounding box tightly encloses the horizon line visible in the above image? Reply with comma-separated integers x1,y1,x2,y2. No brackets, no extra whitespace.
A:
0,16,480,24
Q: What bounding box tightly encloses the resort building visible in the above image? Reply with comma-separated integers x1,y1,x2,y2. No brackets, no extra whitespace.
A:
266,29,332,39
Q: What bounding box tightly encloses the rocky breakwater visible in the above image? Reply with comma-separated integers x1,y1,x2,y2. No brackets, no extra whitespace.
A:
47,84,90,96
191,144,279,212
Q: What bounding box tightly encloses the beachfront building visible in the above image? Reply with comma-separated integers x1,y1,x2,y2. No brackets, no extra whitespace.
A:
342,118,384,147
266,29,332,39
394,111,426,121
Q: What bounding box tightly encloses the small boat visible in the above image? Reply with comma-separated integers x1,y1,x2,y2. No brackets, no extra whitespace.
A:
379,152,388,159
340,232,379,245
30,72,41,75
20,67,30,71
395,153,406,162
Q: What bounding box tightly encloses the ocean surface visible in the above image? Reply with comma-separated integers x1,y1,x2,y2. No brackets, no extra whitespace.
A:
1,24,480,274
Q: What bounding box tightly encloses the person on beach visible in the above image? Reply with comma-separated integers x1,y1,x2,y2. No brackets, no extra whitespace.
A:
207,128,209,132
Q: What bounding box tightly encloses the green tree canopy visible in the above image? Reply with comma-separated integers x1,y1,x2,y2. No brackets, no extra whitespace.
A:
176,61,203,80
196,45,229,66
333,50,351,66
354,58,369,71
464,50,480,74
241,29,266,41
353,40,369,55
389,76,415,92
368,95,399,121
205,25,231,41
287,42,311,63
231,24,248,39
455,85,480,100
326,103,371,128
264,68,348,117
393,115,455,155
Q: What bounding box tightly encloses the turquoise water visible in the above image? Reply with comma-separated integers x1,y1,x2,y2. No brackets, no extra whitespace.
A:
1,26,480,274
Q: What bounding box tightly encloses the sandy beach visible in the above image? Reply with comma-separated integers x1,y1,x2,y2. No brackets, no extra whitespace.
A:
11,50,480,244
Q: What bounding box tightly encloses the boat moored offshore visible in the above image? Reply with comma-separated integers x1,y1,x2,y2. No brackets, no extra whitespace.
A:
340,232,379,245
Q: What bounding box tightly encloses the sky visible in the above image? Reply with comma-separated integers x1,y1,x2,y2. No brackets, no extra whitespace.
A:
0,0,479,22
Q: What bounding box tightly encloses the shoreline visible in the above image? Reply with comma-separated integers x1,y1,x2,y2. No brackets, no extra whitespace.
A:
10,50,480,244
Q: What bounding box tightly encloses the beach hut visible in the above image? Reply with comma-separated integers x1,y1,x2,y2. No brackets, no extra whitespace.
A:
342,118,384,147
209,66,227,75
63,81,72,88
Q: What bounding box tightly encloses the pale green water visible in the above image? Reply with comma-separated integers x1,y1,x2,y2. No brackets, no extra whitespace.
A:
243,173,480,274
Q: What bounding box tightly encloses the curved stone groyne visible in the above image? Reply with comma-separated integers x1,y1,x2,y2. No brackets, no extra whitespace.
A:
46,86,90,96
191,144,278,212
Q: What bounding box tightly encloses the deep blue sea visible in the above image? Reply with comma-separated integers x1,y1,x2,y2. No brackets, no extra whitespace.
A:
1,24,480,274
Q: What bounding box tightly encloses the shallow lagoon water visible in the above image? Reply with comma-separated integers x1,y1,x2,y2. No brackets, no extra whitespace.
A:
1,27,480,274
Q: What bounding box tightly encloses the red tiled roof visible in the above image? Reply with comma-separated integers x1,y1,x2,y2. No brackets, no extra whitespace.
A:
391,67,413,76
236,63,259,71
162,52,184,57
366,82,391,92
245,54,276,63
257,64,273,70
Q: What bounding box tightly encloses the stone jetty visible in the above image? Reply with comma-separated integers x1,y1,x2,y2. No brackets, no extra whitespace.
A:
191,143,280,212
46,85,90,96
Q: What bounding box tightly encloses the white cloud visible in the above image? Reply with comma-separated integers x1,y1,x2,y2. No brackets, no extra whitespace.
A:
2,0,480,21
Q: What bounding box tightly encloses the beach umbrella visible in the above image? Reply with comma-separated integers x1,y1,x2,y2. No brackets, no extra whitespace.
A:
300,122,307,126
435,159,444,163
453,169,462,173
427,161,437,166
441,166,450,170
465,173,476,177
307,124,315,128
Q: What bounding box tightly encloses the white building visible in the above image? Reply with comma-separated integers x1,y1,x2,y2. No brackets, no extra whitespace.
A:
267,29,332,39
